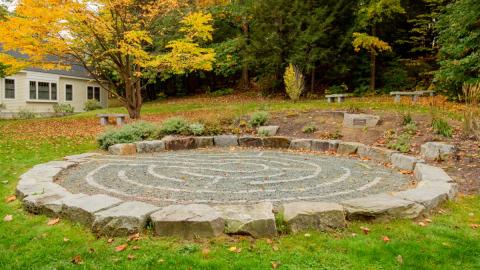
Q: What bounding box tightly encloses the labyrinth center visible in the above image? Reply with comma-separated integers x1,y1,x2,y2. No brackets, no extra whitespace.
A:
57,149,412,207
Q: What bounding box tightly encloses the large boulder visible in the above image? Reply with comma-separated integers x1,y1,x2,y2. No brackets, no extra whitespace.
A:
258,126,279,136
238,136,264,148
163,137,196,151
414,163,453,183
290,139,312,150
214,135,239,147
194,136,214,148
337,142,364,155
357,146,396,163
262,136,291,149
391,153,422,171
136,140,165,153
151,204,224,239
342,194,425,221
421,142,456,160
92,201,159,236
343,113,380,128
61,194,123,227
108,143,137,155
281,202,346,233
215,202,276,238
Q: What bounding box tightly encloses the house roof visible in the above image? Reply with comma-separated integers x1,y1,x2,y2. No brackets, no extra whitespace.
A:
1,47,93,79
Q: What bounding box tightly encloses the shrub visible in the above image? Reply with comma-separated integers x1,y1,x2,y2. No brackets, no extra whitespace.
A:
249,111,269,127
97,121,156,149
387,133,412,153
463,83,480,140
208,88,234,97
18,108,36,119
84,100,102,111
432,118,453,138
156,117,190,136
404,122,418,136
326,83,348,95
53,103,74,114
188,122,205,136
284,64,305,102
302,123,317,134
402,113,413,125
258,129,270,137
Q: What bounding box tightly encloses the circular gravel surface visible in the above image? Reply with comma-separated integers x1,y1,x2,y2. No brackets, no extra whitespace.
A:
57,149,412,207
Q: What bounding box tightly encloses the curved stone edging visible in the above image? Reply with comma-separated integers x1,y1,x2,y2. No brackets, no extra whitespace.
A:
16,136,458,239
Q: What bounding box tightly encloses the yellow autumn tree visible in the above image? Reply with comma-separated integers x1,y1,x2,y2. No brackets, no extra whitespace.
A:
0,0,216,119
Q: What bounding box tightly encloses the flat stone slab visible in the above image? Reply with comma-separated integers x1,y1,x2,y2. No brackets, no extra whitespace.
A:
92,201,160,236
215,202,276,238
342,194,425,221
337,142,364,155
151,204,224,239
214,135,239,147
136,140,165,153
262,136,291,149
258,126,279,136
23,190,71,214
282,202,346,233
358,145,396,163
194,136,214,148
290,139,312,150
164,137,196,151
61,194,123,226
16,181,69,200
311,140,340,152
414,163,453,183
421,142,456,160
391,153,422,171
43,193,88,217
344,113,380,128
238,136,263,148
394,183,455,211
109,143,137,155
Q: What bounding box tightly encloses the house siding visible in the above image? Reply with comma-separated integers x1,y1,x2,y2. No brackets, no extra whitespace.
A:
0,71,108,115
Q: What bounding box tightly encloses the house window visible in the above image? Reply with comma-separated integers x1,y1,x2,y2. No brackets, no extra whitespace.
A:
5,79,15,99
28,81,58,101
65,84,73,101
87,86,101,101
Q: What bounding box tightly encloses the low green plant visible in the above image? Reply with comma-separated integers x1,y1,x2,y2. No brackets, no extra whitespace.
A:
432,118,453,137
188,122,205,136
53,103,74,114
326,83,348,95
249,111,269,127
328,130,343,140
346,104,361,114
387,133,412,153
402,113,413,125
208,88,234,97
97,121,156,150
17,108,36,119
157,117,189,136
404,122,418,135
84,100,102,111
284,64,305,102
258,129,270,137
302,123,317,134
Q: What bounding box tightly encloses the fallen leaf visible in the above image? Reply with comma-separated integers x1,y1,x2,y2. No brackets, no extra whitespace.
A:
107,238,114,244
115,244,128,252
128,233,140,242
424,218,432,223
272,245,279,251
396,255,403,265
471,224,479,230
47,218,60,226
271,261,280,269
361,227,370,235
3,215,13,222
304,233,311,238
266,239,273,244
228,246,241,253
5,195,16,203
201,248,210,257
132,245,140,250
127,254,136,260
399,170,412,175
63,237,70,242
418,222,427,227
88,248,95,254
71,255,83,264
383,236,391,243
351,233,357,237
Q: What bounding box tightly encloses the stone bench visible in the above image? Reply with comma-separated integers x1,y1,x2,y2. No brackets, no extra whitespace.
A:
325,94,349,103
390,91,435,103
97,114,128,126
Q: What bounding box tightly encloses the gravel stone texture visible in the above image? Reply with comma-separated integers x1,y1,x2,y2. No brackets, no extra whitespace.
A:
57,149,412,209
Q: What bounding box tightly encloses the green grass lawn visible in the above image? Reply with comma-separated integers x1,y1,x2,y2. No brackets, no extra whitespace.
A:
0,96,478,269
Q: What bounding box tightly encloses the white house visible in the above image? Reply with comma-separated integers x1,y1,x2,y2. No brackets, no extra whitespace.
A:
0,52,108,118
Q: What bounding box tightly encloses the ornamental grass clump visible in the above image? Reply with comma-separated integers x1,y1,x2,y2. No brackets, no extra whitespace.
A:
249,111,269,127
284,64,305,102
97,121,156,150
463,83,480,140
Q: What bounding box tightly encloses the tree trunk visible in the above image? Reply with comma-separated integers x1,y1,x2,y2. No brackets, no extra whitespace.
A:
370,51,376,92
310,67,315,93
240,19,249,90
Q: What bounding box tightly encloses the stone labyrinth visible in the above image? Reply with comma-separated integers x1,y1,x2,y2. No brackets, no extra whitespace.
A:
57,150,412,207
